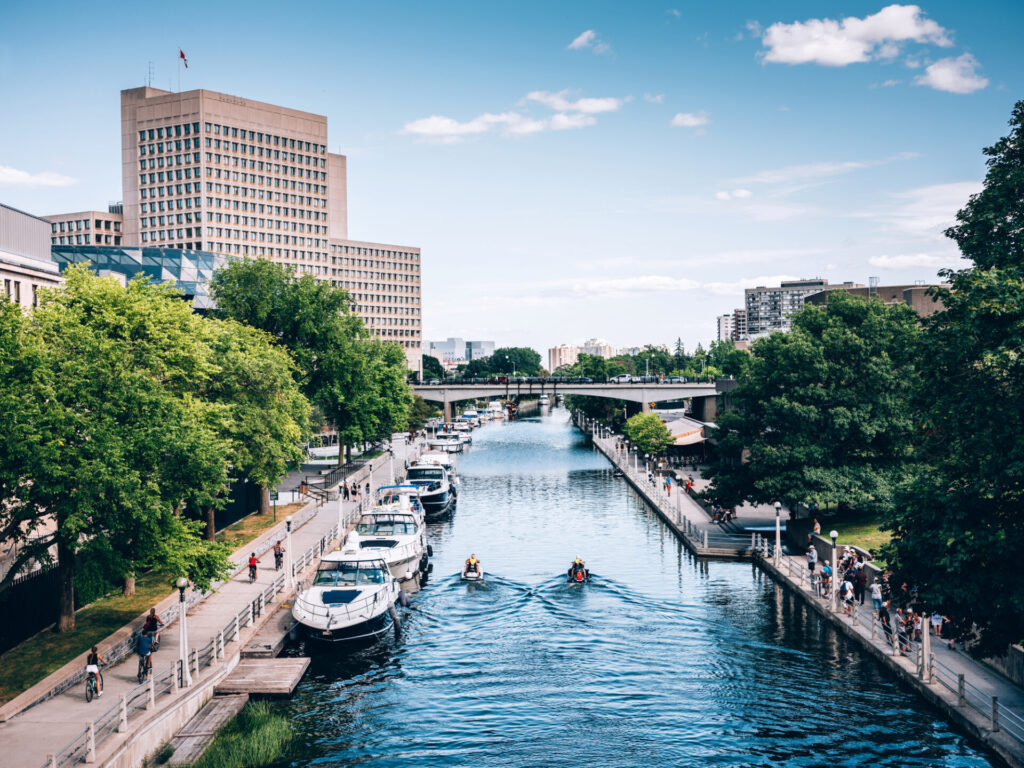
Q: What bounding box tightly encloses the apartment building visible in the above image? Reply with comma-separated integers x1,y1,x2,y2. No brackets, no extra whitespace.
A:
118,86,422,373
804,282,947,317
46,206,123,246
744,279,864,339
548,343,580,372
716,314,733,342
0,203,62,309
731,309,748,342
581,338,616,359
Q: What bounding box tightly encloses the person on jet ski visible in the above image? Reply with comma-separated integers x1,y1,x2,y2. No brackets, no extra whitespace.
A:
463,554,481,578
567,557,590,582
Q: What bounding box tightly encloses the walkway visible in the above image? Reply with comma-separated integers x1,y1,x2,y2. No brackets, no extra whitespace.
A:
0,437,425,768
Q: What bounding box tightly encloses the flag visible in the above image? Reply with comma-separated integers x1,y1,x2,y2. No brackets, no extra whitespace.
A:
179,49,189,69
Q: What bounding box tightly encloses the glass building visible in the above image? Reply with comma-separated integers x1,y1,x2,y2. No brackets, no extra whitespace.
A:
50,245,226,309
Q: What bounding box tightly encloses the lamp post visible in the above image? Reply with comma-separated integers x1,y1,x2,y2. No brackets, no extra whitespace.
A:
830,530,839,612
389,448,395,485
774,501,782,566
285,516,294,591
506,355,516,377
176,577,192,687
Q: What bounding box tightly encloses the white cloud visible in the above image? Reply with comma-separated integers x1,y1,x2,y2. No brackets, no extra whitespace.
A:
668,9,681,19
525,90,626,114
403,90,624,142
868,253,954,268
871,78,902,88
760,4,952,67
873,181,981,237
914,53,988,94
0,165,78,187
734,160,868,185
644,93,665,104
703,274,804,296
568,29,612,54
568,30,596,50
715,189,753,201
671,111,709,128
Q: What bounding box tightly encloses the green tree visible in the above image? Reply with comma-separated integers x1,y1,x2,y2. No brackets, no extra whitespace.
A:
705,291,920,513
406,395,440,431
707,339,750,379
423,355,445,380
0,269,233,630
491,347,543,376
885,101,1024,653
624,412,673,455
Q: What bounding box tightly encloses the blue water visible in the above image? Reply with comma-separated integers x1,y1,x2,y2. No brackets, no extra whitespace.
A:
281,408,993,767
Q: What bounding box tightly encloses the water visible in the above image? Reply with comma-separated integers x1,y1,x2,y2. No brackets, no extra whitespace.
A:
280,409,994,767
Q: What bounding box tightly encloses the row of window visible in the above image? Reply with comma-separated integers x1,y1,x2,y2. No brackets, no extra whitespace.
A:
140,153,199,169
51,218,120,233
200,122,326,154
203,141,325,167
138,123,200,141
330,244,419,261
205,152,327,178
51,234,122,246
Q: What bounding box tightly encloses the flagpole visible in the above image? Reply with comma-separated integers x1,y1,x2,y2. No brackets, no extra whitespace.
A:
177,48,181,92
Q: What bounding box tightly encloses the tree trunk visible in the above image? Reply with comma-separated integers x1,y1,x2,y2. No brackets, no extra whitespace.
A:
338,440,347,468
123,573,136,596
57,540,75,633
205,506,216,541
259,485,271,515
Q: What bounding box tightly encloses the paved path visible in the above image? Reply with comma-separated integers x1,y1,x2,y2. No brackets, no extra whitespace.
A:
0,437,425,768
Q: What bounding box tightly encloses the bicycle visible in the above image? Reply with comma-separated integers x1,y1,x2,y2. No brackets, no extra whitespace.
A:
248,564,258,584
85,670,103,702
137,653,152,683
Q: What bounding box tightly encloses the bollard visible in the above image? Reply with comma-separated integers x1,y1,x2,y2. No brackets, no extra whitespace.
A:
147,676,156,710
85,722,96,763
117,694,128,732
992,697,999,732
702,530,708,549
957,674,965,706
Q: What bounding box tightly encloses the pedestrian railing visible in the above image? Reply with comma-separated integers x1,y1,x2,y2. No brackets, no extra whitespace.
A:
752,535,1024,748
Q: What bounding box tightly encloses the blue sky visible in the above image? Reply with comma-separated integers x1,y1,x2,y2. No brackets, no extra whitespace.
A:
1,1,1020,352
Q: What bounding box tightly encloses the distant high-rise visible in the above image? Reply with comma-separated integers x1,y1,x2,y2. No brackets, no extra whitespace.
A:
548,344,580,372
581,338,615,359
716,314,733,342
743,279,863,339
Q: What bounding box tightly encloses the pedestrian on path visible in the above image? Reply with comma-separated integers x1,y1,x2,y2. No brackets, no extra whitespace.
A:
870,581,883,612
854,567,867,605
806,545,818,574
342,481,350,501
930,611,944,637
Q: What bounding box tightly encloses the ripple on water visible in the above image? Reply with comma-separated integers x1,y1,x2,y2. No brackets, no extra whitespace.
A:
280,410,995,768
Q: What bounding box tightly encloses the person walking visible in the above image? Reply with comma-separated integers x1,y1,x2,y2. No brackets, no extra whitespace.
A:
342,481,350,501
854,567,867,605
870,581,883,612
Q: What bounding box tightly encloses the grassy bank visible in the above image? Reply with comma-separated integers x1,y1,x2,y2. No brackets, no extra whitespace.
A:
0,503,305,704
190,701,292,768
830,509,891,558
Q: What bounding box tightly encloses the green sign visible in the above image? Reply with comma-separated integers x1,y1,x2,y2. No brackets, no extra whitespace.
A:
269,490,279,501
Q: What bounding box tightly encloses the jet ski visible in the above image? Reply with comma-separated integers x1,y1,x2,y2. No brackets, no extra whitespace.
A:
462,556,484,582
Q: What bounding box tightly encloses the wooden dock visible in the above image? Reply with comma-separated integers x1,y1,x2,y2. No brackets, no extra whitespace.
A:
214,657,310,696
242,602,296,658
167,694,248,765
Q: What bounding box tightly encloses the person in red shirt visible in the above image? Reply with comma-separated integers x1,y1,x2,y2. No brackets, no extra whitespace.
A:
247,553,261,582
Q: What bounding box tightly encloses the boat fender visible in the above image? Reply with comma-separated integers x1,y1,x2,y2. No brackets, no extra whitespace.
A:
398,590,411,607
427,544,434,557
389,604,402,632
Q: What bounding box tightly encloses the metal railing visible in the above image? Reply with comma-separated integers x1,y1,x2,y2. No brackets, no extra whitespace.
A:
752,534,1024,748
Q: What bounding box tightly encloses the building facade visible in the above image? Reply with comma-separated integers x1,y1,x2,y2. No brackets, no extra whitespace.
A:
548,344,580,372
428,338,495,367
581,338,616,358
466,340,494,360
716,314,733,342
0,203,62,309
804,282,947,317
50,245,226,309
118,86,422,373
743,279,863,339
46,206,123,246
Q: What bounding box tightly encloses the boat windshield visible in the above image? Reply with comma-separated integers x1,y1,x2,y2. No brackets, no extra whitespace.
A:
407,467,444,481
356,516,417,536
313,561,388,586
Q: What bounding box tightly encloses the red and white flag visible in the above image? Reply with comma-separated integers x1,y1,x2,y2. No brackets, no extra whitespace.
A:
179,49,189,68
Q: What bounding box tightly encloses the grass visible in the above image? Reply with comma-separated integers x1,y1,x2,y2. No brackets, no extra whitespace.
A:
830,509,891,558
0,503,304,704
216,503,302,548
191,701,293,768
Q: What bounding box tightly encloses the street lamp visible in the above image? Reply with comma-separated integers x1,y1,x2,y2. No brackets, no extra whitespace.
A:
774,501,782,566
506,355,516,377
176,577,192,687
389,448,395,485
285,516,294,590
830,530,839,612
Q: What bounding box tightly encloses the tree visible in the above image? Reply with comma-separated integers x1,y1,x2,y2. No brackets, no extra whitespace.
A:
707,339,750,379
423,355,445,380
705,291,920,514
211,259,395,469
673,337,687,370
0,269,234,630
624,412,673,455
406,395,440,431
491,347,543,376
884,101,1024,653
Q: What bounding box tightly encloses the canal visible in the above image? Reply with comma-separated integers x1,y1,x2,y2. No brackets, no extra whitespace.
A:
281,408,994,767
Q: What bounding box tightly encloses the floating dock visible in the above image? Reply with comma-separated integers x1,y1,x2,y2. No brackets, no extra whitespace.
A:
215,657,310,697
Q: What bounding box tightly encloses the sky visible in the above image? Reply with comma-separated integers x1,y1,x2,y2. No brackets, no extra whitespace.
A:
1,1,1021,353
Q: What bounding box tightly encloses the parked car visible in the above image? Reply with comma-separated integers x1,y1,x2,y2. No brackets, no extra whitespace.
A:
612,374,631,383
427,378,441,385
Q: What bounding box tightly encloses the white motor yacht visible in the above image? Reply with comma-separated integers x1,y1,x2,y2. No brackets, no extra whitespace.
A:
292,544,400,643
429,431,464,453
406,458,457,517
354,509,429,582
374,484,426,522
539,394,550,406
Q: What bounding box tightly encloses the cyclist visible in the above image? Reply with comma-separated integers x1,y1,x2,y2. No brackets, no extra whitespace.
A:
136,631,153,675
86,646,106,697
273,541,285,570
248,552,261,582
143,608,163,648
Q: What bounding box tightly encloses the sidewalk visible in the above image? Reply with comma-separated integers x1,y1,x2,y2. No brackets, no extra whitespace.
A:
0,437,423,768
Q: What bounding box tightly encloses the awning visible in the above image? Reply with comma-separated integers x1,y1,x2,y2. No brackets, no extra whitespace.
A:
661,417,706,446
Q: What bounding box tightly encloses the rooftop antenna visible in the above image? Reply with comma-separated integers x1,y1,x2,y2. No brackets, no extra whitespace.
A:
146,61,154,87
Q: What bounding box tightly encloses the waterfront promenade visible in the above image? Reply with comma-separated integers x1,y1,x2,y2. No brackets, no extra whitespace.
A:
0,439,423,768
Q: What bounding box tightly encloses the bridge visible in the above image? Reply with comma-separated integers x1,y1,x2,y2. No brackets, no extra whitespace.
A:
412,380,733,421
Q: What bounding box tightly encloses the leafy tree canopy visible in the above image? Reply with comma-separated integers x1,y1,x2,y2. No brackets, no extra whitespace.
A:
624,412,673,455
423,355,446,380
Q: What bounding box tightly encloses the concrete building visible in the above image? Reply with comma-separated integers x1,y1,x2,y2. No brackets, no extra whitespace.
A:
581,338,616,358
744,279,864,339
716,314,733,342
119,86,422,373
0,203,62,309
731,309,748,342
428,338,495,366
46,206,123,247
51,245,226,310
804,282,948,317
548,343,580,372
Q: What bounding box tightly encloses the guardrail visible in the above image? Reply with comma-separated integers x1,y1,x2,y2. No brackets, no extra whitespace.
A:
751,534,1024,749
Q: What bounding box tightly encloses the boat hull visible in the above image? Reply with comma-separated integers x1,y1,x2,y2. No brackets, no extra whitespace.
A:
298,609,395,644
